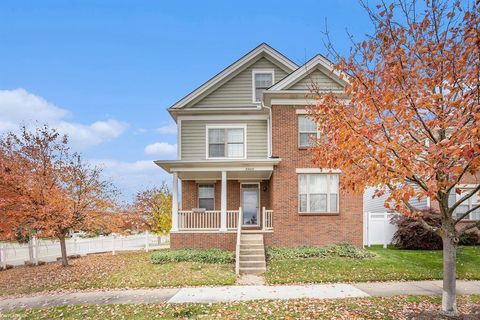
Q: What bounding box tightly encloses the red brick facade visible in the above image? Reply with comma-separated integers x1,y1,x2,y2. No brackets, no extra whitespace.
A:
268,106,363,247
171,105,364,250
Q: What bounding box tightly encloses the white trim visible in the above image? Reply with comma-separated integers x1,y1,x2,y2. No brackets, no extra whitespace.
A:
252,69,275,103
269,54,348,91
271,98,318,105
240,182,261,227
457,184,479,188
171,173,179,232
298,173,340,214
266,116,271,158
177,119,182,160
295,168,342,174
298,114,319,148
205,124,248,160
171,166,274,172
177,114,268,121
170,43,297,110
295,109,308,114
220,171,228,231
197,183,215,210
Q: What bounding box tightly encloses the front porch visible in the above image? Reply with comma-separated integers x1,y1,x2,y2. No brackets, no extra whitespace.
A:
155,159,280,234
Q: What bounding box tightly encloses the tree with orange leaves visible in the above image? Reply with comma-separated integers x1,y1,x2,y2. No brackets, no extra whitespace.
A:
309,0,479,315
0,125,118,266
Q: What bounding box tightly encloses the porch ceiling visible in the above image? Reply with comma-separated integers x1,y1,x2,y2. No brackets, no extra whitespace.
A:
154,158,281,181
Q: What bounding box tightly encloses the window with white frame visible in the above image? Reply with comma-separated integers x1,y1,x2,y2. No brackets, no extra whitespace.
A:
454,187,480,220
253,70,274,102
298,115,318,148
198,184,215,210
207,126,245,158
299,174,339,213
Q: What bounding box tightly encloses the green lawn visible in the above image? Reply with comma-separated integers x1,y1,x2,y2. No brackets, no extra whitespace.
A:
265,246,480,284
0,251,236,297
4,295,480,319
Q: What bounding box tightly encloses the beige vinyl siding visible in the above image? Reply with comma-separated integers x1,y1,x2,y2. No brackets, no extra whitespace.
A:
289,68,343,91
181,120,268,160
193,57,289,108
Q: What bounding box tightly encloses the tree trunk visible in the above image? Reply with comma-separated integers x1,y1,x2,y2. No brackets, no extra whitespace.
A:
441,235,457,316
59,236,69,267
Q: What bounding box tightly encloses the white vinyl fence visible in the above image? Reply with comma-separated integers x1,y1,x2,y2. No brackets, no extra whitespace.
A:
364,212,398,248
0,233,169,268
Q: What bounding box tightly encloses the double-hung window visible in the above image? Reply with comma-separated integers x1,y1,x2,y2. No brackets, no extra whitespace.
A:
198,184,215,210
299,174,339,213
253,70,274,102
454,187,480,220
207,126,245,158
298,115,318,148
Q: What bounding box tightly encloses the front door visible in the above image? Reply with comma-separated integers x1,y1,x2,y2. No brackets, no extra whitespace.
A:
241,184,259,226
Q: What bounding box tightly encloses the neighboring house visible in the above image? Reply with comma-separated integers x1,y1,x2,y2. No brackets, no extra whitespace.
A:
363,178,480,246
364,180,480,222
155,43,363,258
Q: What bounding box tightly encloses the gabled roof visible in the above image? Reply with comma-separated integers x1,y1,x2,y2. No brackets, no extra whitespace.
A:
169,43,298,110
268,54,348,91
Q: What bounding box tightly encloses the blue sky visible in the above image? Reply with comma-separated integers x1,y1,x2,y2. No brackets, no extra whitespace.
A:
0,0,372,200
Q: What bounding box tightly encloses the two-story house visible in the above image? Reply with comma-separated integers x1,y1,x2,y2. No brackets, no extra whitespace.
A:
155,44,363,271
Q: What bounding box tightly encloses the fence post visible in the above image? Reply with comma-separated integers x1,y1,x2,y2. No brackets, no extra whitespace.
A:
32,236,38,265
383,212,388,249
145,231,150,252
112,235,116,255
0,244,6,269
365,212,370,247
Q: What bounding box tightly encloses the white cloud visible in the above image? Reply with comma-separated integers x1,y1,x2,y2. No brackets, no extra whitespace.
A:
91,159,172,200
0,88,128,149
144,142,177,156
157,123,177,135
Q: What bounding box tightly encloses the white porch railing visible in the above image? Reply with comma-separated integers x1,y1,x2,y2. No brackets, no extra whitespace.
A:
177,208,273,231
178,210,221,230
227,210,239,230
262,207,273,231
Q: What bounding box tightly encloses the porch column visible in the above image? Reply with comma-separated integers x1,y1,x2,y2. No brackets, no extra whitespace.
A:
220,171,227,232
171,172,178,232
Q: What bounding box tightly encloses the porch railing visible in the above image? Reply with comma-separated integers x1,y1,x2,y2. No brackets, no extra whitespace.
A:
177,209,273,231
262,207,273,231
178,210,221,230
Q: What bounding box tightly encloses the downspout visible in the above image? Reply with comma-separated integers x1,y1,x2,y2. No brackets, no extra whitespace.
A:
262,102,273,158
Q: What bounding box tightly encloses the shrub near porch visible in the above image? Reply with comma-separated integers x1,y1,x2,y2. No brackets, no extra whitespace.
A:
265,245,480,284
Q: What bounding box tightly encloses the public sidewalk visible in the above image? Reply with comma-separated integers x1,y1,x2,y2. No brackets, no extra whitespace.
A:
1,280,479,311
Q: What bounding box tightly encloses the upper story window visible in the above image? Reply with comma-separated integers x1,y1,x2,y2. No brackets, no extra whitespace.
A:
298,115,318,148
253,70,274,102
454,186,480,220
207,125,246,159
299,173,339,213
198,184,215,210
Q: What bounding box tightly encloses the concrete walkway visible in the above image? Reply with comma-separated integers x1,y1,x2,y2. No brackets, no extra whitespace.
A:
1,280,479,311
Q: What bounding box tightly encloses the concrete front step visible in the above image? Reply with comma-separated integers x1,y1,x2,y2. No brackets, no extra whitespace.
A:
239,254,265,262
240,261,266,268
239,267,266,275
240,244,264,250
238,234,266,276
241,234,263,238
240,239,264,245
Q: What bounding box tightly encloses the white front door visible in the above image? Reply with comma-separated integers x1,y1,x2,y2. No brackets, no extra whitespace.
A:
241,184,259,226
